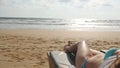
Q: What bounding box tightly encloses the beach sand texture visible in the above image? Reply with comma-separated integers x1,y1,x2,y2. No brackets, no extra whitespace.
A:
0,30,120,68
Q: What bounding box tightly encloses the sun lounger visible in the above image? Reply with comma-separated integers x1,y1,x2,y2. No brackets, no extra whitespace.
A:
47,50,107,68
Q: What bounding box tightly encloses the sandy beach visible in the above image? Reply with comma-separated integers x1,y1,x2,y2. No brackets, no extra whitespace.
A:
0,30,120,68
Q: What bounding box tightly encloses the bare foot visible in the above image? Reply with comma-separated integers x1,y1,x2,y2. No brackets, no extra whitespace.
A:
64,41,79,52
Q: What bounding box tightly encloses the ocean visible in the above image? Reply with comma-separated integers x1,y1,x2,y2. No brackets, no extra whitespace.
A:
0,17,120,31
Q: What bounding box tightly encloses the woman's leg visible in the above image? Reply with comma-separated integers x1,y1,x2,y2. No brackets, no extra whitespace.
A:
75,42,105,68
75,41,90,68
64,41,103,68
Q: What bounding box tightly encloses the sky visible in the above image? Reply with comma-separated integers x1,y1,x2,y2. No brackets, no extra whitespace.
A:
0,0,120,19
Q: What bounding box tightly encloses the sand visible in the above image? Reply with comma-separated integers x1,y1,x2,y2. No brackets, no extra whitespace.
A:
0,29,120,68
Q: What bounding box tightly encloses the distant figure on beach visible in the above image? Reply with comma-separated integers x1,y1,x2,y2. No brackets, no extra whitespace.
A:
64,41,120,68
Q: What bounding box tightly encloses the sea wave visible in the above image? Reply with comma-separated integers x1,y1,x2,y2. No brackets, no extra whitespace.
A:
0,17,120,31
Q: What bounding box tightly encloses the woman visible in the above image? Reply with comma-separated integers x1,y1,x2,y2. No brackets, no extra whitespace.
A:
64,41,120,68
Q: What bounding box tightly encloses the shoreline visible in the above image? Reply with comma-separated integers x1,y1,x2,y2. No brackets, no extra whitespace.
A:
0,29,120,32
0,29,120,39
0,29,120,68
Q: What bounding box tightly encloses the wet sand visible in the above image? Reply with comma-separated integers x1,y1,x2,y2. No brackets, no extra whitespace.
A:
0,30,120,68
